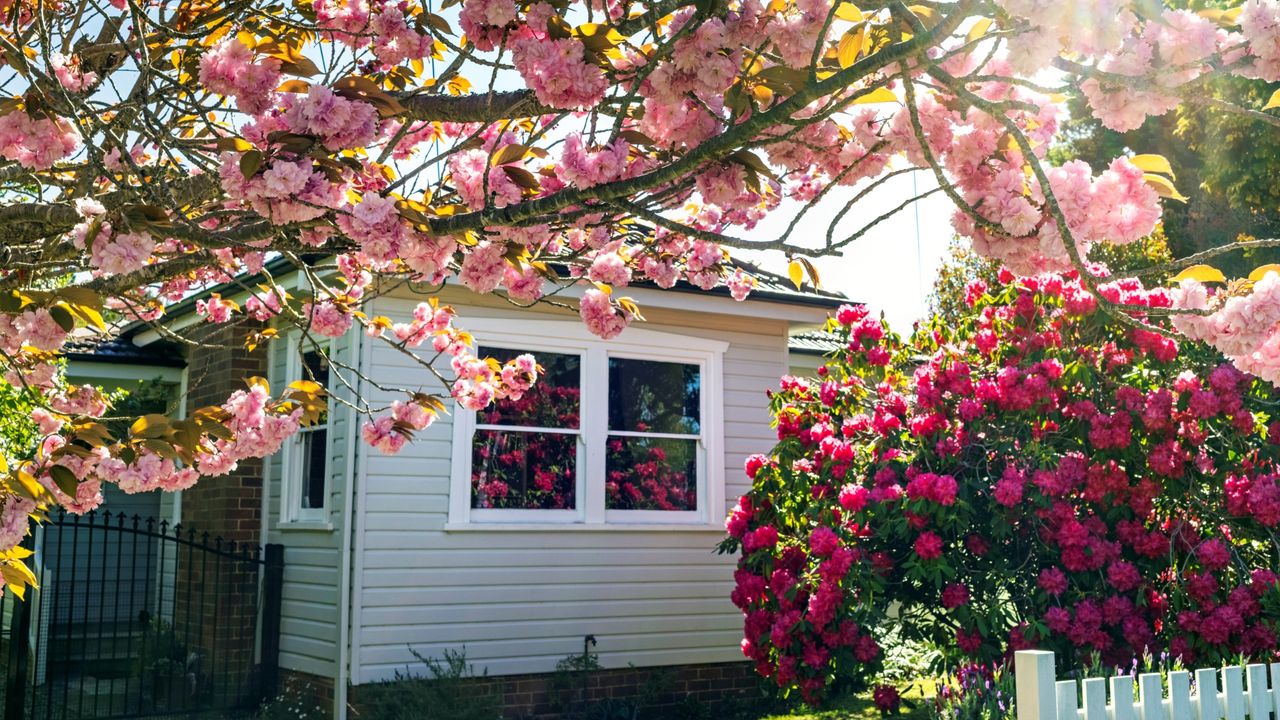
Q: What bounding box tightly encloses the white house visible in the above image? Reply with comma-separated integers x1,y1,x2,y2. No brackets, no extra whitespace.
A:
116,257,848,718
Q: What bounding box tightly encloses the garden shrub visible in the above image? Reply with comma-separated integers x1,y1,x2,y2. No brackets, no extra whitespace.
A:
356,647,501,720
723,269,1280,702
257,683,326,720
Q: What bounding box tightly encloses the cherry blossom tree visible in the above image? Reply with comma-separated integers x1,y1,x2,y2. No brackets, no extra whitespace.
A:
0,0,1278,594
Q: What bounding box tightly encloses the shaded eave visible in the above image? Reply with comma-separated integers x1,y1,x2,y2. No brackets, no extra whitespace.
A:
121,255,854,343
64,336,185,368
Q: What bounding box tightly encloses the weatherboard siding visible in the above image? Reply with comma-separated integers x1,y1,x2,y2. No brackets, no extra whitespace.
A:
264,327,357,678
351,291,789,683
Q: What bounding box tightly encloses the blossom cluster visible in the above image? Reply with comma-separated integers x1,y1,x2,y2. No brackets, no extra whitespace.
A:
724,270,1280,701
1172,272,1280,385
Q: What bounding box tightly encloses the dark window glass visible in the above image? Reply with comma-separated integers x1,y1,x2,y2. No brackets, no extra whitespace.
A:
300,348,330,510
303,349,330,425
471,430,576,510
608,359,700,435
301,429,327,509
477,347,580,429
605,437,697,511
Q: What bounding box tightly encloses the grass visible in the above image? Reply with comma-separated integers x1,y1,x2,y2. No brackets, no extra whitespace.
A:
753,680,935,720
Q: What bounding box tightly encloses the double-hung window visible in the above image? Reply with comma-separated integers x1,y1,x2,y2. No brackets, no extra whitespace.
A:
282,338,332,525
450,320,726,528
470,347,583,521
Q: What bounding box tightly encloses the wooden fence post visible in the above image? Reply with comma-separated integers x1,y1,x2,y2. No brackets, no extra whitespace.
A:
1016,650,1058,720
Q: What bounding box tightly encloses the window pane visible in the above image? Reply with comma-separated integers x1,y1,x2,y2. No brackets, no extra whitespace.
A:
471,430,576,510
477,347,580,429
301,428,327,509
302,349,330,425
608,358,700,434
605,436,697,511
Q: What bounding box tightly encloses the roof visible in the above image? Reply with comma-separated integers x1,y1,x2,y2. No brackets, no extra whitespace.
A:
64,335,185,367
121,254,852,341
788,330,845,356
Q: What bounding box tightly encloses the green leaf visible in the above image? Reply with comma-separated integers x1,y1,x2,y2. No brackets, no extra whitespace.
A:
239,150,264,179
47,305,75,332
48,465,78,498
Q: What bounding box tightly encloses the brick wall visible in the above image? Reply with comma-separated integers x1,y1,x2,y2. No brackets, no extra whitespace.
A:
277,668,337,718
181,319,268,544
175,320,271,707
347,661,759,720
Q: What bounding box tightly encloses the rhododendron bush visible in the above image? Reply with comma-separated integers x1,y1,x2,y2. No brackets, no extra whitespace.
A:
723,272,1280,702
1,0,1279,596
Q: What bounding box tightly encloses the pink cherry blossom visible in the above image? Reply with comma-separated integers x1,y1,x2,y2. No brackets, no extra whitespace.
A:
198,37,281,114
579,288,632,340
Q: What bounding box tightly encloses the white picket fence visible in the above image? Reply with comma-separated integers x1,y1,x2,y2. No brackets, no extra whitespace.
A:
1015,650,1280,720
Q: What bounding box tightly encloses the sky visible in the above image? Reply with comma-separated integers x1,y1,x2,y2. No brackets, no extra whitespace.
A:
745,172,957,334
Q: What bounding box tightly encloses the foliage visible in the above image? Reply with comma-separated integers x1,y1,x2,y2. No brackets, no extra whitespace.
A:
927,240,1003,328
723,270,1280,702
929,231,1174,328
0,382,40,463
356,647,502,720
1053,54,1280,277
133,619,191,679
2,0,1280,599
103,379,179,440
549,647,674,720
924,664,1015,720
256,683,327,720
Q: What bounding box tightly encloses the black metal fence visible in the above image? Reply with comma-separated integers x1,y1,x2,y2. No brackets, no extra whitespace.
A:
1,511,283,720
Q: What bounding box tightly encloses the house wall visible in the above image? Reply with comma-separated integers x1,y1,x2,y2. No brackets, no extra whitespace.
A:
263,324,359,682
349,288,791,683
788,351,827,377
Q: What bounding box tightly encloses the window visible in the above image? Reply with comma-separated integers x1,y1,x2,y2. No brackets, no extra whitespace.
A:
606,358,701,513
283,341,332,524
450,321,726,527
471,348,581,515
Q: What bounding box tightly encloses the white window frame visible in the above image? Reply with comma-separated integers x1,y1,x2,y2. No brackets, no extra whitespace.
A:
449,319,727,528
280,333,333,525
467,341,588,524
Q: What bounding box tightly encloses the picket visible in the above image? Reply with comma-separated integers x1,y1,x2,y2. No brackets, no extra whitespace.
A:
1167,671,1192,720
1082,677,1107,720
1272,663,1280,719
1248,664,1269,720
1013,650,1280,720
